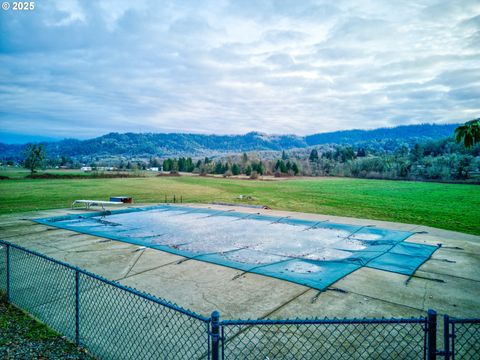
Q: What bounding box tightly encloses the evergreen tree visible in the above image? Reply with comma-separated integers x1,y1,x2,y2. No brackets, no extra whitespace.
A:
411,143,424,162
171,159,179,172
214,162,224,174
357,148,366,157
231,163,241,175
309,149,319,162
162,159,172,171
275,159,287,173
338,146,355,162
178,157,186,171
257,161,265,175
322,150,334,160
395,145,409,157
291,162,299,175
275,160,281,171
186,157,194,172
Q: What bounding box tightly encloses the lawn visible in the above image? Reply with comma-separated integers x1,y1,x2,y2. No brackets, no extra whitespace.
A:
0,175,479,235
0,167,155,179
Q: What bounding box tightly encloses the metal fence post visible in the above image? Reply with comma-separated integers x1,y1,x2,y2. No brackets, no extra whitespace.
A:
443,314,450,360
450,322,455,360
427,309,437,360
75,270,80,346
211,311,220,360
6,243,10,301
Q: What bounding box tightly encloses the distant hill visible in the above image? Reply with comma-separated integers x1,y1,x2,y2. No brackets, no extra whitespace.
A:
0,123,459,161
305,123,458,146
41,132,307,157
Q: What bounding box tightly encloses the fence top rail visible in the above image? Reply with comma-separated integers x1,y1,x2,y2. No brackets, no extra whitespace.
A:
221,316,427,326
449,318,480,324
0,239,210,323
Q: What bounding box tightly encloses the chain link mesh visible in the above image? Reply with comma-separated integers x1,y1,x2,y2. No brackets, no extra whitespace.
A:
221,319,427,360
452,320,480,359
2,240,480,360
9,246,77,340
1,241,209,360
78,274,209,359
0,243,6,293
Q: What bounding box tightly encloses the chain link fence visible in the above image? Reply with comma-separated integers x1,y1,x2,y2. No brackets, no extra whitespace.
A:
445,316,480,360
0,239,478,359
0,240,210,360
220,318,427,359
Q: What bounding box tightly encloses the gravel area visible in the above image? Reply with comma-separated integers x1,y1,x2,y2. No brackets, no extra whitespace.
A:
0,297,93,359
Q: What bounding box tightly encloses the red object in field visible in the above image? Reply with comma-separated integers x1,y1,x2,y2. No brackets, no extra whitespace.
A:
110,197,133,204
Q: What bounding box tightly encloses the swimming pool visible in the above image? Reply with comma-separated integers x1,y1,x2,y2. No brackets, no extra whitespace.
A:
34,205,438,290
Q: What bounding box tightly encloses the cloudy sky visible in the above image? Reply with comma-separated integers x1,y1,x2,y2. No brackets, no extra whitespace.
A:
0,0,479,142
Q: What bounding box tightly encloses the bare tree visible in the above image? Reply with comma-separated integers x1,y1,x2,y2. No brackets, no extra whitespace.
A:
24,144,46,175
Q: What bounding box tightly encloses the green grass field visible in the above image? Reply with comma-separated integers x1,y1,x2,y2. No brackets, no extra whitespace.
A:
0,168,91,178
0,174,479,235
0,167,153,179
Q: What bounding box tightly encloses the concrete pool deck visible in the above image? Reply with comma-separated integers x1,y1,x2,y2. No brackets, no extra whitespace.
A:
1,203,479,321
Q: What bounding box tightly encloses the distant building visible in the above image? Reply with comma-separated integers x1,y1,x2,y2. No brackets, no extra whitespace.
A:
148,167,160,171
81,166,92,172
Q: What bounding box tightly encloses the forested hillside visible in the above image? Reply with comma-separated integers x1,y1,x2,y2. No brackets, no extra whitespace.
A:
0,123,460,161
305,123,458,146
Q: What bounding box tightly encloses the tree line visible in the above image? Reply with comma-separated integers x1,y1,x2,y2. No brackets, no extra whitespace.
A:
16,119,480,182
158,153,300,178
302,134,479,181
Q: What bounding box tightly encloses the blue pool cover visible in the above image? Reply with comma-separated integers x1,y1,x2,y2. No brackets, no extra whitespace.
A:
34,205,438,290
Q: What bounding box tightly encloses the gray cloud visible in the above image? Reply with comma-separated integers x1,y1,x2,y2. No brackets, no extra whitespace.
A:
0,0,479,141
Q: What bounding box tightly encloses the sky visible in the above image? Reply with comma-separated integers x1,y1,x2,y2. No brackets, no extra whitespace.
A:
0,0,479,143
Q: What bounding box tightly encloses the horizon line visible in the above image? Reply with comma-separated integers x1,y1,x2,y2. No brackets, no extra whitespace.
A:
0,122,463,145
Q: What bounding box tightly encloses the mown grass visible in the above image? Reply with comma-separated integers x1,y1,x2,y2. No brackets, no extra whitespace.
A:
0,167,154,179
0,175,478,235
